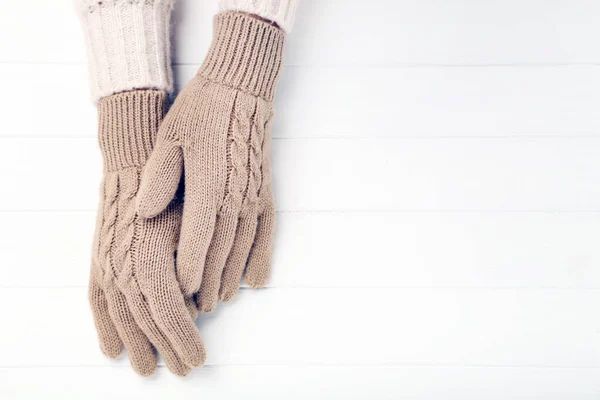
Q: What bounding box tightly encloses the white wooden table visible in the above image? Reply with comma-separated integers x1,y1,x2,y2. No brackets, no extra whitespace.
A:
0,1,599,398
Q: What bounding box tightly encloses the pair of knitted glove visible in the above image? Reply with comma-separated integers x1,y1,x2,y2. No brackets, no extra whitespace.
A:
78,0,295,376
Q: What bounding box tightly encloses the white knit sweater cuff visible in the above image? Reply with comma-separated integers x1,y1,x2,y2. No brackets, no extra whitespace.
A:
76,0,174,102
219,0,299,33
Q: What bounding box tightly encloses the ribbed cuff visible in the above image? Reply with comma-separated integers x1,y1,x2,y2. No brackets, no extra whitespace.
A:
98,90,167,171
198,12,286,101
76,0,175,102
219,0,299,33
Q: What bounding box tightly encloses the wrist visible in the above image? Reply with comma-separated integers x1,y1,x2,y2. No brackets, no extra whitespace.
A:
199,12,286,100
98,90,167,171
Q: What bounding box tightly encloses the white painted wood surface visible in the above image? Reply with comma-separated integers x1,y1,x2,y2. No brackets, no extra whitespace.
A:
0,0,599,398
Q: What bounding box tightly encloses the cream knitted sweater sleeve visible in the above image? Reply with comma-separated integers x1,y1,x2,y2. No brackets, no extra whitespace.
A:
219,0,299,32
76,0,174,102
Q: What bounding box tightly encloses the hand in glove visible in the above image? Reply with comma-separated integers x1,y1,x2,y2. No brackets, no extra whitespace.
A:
89,91,205,376
137,12,285,312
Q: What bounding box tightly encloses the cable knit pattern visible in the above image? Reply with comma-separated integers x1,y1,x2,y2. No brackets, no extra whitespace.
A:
245,103,269,211
137,12,285,312
114,167,139,288
219,0,299,32
98,173,119,279
76,0,174,101
224,96,251,214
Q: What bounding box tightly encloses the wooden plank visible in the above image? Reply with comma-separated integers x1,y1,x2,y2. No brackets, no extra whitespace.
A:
0,138,598,211
1,287,598,367
5,64,599,138
1,366,599,400
1,211,599,289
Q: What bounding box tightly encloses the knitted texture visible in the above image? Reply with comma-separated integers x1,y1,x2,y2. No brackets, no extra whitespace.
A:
76,0,174,101
90,90,205,377
137,12,285,312
220,0,299,32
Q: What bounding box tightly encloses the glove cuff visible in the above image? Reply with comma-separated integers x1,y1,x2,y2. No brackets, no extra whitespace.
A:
76,0,175,102
198,12,286,101
98,90,167,171
219,0,299,33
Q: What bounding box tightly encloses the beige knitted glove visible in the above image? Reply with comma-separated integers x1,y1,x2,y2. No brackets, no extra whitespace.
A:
138,12,285,312
89,90,205,376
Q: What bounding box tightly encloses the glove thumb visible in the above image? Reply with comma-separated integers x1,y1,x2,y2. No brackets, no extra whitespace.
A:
138,140,183,218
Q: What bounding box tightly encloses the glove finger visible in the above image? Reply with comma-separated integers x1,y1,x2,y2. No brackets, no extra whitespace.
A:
196,212,239,313
135,204,207,368
88,275,122,358
245,205,276,288
218,214,258,302
176,200,218,296
104,285,158,377
137,140,183,218
145,275,207,368
124,288,192,376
